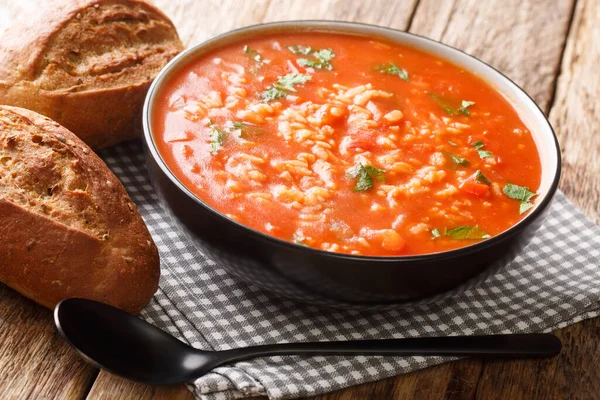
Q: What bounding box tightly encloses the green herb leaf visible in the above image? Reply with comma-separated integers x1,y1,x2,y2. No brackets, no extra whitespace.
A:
261,73,312,102
503,183,536,214
261,86,288,102
448,141,458,146
429,93,474,116
475,170,491,185
363,165,386,182
374,62,409,81
443,151,471,168
428,92,458,115
208,120,226,155
471,141,494,159
431,228,441,238
315,49,334,64
458,100,475,116
502,183,536,202
297,59,321,69
445,225,491,240
519,201,534,214
274,73,312,92
298,48,335,70
243,45,263,63
471,141,484,149
230,121,263,139
286,45,313,55
346,163,386,192
355,173,373,191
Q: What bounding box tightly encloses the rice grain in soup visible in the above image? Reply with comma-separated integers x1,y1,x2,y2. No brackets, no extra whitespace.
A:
152,32,542,256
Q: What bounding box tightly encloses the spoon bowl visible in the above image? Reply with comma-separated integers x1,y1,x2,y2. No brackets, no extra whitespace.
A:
55,297,219,384
55,298,562,385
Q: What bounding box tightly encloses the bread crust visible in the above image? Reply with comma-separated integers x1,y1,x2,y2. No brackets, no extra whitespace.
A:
0,0,183,149
0,105,159,313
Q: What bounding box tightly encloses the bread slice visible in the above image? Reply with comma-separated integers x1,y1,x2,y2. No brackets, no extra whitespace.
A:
0,0,183,149
0,105,159,313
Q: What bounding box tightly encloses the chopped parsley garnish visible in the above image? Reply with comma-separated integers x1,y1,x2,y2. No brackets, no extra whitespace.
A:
471,141,493,159
429,93,457,115
286,45,313,55
458,100,475,115
448,141,458,146
502,183,536,214
346,163,386,192
433,225,491,240
446,225,491,240
443,151,470,168
475,170,491,185
261,73,312,102
428,93,474,116
261,86,287,102
374,63,409,81
519,202,535,214
243,45,263,63
276,73,312,91
229,121,262,139
298,48,335,70
208,120,226,155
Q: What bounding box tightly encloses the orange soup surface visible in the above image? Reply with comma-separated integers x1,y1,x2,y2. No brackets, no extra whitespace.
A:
153,33,541,256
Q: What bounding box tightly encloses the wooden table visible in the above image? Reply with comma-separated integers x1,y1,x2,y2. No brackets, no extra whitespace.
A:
1,0,599,399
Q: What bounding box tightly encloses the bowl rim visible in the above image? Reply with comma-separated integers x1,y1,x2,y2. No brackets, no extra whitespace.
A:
142,20,562,263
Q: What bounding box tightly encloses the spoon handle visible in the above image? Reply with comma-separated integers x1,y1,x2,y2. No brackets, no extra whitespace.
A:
215,334,561,366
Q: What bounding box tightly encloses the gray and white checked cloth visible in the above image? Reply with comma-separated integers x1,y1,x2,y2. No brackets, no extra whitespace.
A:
101,141,600,400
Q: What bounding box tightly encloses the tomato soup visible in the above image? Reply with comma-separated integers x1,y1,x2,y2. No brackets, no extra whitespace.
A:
152,33,542,256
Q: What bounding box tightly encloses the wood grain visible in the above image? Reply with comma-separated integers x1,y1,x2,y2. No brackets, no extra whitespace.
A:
549,0,600,224
86,372,193,400
152,0,271,47
261,0,419,29
476,317,600,400
409,0,576,113
314,358,482,400
0,285,97,399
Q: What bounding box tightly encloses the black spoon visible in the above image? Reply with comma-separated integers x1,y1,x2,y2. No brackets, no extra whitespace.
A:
54,298,562,385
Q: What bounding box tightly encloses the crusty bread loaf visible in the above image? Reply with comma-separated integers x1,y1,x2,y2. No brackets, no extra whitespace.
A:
0,105,159,313
0,0,183,149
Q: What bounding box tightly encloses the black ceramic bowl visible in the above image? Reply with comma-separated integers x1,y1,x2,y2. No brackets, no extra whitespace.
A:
142,21,561,309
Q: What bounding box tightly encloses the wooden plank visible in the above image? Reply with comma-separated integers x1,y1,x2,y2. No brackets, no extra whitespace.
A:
261,0,419,28
476,318,600,400
409,0,575,113
0,285,97,399
152,0,271,47
548,0,600,224
86,373,194,400
313,358,482,400
475,0,600,398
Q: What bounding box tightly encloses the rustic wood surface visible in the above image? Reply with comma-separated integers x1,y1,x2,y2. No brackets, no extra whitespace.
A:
0,0,598,399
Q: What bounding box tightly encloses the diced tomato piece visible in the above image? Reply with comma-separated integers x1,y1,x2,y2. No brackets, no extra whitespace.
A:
381,230,406,251
347,137,375,150
460,182,489,197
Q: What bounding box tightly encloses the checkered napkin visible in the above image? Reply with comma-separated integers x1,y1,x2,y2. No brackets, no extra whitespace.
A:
101,141,600,400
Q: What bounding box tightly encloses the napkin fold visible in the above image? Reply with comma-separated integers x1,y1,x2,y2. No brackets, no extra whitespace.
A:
101,142,600,400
